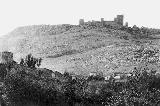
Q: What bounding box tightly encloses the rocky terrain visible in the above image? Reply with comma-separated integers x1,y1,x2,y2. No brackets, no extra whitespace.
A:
1,23,160,75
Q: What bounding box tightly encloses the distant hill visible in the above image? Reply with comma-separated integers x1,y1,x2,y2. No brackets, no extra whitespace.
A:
1,24,160,75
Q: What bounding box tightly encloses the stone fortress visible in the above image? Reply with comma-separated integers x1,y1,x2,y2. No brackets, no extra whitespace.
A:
79,15,128,27
0,51,13,64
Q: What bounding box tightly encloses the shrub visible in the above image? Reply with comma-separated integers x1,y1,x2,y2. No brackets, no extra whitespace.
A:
87,75,105,81
20,54,42,69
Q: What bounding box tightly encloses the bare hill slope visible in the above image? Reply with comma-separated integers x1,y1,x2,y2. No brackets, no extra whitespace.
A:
2,24,160,75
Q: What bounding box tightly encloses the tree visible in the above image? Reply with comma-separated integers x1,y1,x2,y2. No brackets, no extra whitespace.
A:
37,58,42,67
20,58,24,65
20,54,42,69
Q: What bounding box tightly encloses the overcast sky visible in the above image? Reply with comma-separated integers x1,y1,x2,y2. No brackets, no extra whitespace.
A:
0,0,159,36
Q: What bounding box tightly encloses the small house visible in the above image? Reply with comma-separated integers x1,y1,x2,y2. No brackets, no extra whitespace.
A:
105,76,111,80
89,72,97,76
114,75,121,80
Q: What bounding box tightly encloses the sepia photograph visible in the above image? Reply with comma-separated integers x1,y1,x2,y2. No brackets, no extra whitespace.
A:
0,0,160,105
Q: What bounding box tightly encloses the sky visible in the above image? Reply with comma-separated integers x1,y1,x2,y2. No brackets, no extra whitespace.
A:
0,0,160,36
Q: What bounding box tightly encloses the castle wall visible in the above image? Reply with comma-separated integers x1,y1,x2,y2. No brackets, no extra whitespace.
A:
79,19,85,25
101,18,104,22
104,21,116,25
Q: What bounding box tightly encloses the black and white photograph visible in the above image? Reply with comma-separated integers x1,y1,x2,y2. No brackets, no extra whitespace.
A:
0,0,160,105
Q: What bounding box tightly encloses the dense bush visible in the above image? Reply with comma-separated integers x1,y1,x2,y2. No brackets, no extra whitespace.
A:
87,75,105,81
3,65,68,106
20,54,42,69
1,67,160,106
120,25,160,39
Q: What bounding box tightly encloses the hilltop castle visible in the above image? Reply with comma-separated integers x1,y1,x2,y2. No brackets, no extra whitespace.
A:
79,15,127,27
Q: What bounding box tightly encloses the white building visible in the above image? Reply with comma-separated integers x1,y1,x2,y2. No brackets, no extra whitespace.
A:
105,76,111,80
89,72,97,76
114,75,121,80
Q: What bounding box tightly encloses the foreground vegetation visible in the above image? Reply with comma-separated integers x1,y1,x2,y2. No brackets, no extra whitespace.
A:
0,45,160,106
1,64,160,106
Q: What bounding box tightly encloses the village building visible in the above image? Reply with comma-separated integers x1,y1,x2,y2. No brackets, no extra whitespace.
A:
89,72,97,76
105,76,111,80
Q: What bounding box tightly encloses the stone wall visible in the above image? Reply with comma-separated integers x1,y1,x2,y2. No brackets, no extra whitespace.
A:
0,51,13,64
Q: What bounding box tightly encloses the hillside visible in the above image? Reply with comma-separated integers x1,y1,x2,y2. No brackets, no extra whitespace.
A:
1,24,160,75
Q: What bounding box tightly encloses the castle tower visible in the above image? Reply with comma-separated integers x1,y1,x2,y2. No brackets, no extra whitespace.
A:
114,18,118,22
116,15,124,25
101,18,105,25
0,51,13,64
125,22,128,27
101,18,104,22
79,19,84,25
